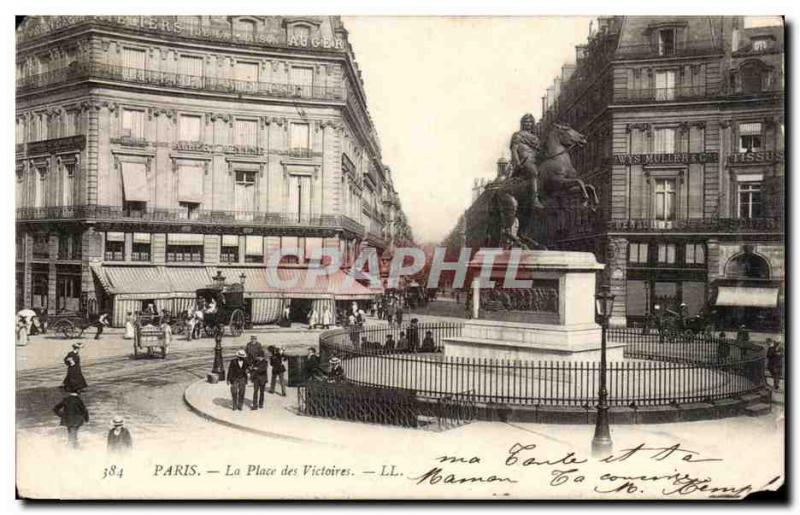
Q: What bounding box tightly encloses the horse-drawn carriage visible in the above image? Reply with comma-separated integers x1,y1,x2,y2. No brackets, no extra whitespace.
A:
192,277,246,338
46,310,97,339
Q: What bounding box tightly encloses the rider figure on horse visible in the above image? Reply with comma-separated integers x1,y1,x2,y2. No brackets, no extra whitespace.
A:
510,113,545,209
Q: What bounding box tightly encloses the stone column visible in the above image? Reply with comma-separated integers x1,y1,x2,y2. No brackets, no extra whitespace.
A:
47,234,59,314
80,226,103,310
23,232,33,308
471,278,480,319
606,236,628,327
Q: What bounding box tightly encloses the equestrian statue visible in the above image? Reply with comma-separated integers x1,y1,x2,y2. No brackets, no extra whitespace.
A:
465,114,599,250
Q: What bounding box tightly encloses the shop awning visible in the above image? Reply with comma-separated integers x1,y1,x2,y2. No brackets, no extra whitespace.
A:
163,267,212,295
716,286,779,308
210,266,284,295
91,264,170,295
271,268,377,300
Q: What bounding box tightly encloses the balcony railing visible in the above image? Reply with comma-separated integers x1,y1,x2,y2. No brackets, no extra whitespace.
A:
17,16,348,54
17,62,345,101
615,39,723,60
615,84,720,103
16,204,367,233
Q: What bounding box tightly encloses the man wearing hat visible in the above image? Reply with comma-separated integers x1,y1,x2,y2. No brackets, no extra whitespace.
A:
53,391,89,448
107,416,133,455
249,351,269,410
244,335,264,367
63,342,88,393
328,356,345,383
227,350,249,410
268,346,287,396
407,318,421,353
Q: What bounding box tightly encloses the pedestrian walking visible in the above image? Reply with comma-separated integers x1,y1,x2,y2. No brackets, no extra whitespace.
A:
249,352,268,410
124,312,135,340
160,319,172,352
407,318,420,353
93,311,110,340
227,350,248,411
386,300,396,326
716,331,730,363
307,308,318,330
396,305,404,327
53,391,89,449
244,335,263,367
107,416,133,455
16,317,29,347
322,307,332,329
63,342,88,393
766,338,783,391
384,334,395,353
268,346,287,396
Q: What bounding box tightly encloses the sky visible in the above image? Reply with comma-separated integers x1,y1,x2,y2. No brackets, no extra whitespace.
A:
343,16,595,244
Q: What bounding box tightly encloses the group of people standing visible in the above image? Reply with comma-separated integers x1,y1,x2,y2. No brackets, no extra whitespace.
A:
376,294,405,327
226,336,290,411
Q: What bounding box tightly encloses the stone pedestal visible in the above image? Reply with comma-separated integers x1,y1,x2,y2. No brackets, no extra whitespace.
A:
444,249,617,361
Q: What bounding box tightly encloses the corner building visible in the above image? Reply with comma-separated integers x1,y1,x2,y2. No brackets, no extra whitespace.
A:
538,16,784,328
16,16,408,326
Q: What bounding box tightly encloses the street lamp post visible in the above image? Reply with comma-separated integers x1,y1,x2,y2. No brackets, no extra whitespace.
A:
212,332,225,381
592,285,616,457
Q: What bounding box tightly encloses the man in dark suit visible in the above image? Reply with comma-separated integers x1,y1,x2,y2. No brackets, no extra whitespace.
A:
249,352,268,410
269,347,287,396
53,391,89,448
107,416,133,455
244,335,264,367
407,318,421,353
304,347,322,383
227,350,249,410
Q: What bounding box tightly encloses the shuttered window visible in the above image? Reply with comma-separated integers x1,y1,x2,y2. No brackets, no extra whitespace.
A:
234,119,258,146
179,114,203,142
122,109,145,139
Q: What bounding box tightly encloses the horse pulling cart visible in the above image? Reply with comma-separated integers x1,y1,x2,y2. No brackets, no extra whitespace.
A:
194,274,246,338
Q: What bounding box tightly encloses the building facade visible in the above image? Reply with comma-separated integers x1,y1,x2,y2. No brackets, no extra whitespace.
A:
16,16,411,325
537,16,784,328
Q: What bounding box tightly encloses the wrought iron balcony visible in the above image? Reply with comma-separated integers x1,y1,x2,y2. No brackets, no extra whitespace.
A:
615,84,720,103
17,62,345,102
17,16,348,54
16,204,367,233
614,39,723,60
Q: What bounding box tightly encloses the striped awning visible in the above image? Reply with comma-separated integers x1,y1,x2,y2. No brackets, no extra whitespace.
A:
91,264,170,295
163,267,213,294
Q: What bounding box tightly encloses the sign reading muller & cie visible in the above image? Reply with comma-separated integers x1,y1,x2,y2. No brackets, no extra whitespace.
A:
613,152,719,165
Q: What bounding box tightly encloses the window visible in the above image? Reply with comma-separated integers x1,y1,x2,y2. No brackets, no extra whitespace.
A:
751,37,772,52
653,128,676,153
657,243,676,264
234,19,256,40
131,233,151,262
657,29,676,56
62,110,77,137
628,242,649,263
291,66,314,97
244,235,263,263
287,174,312,223
738,123,762,153
32,234,50,259
105,232,125,261
179,55,204,88
738,182,763,219
121,47,146,81
234,119,258,147
654,70,676,101
34,168,46,208
166,245,203,263
290,123,310,151
234,171,256,219
654,179,676,220
292,25,311,42
62,162,75,206
740,62,768,94
233,61,259,83
179,114,202,142
179,202,200,220
685,243,706,265
220,235,239,263
121,109,145,139
123,201,146,217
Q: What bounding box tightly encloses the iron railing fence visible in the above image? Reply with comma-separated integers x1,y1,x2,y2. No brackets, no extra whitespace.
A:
296,381,475,430
18,62,345,101
615,84,721,103
319,323,766,409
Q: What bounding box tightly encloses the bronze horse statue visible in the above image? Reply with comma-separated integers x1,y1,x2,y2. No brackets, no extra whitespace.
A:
465,122,598,249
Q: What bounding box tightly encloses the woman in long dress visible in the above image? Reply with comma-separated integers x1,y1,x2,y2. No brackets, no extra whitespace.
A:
63,342,88,393
16,318,29,346
124,312,135,340
322,307,332,329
